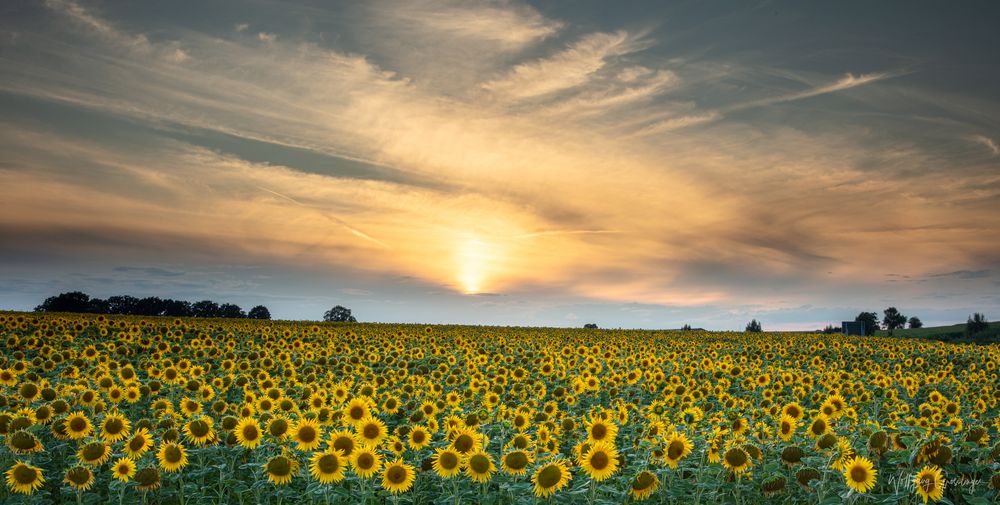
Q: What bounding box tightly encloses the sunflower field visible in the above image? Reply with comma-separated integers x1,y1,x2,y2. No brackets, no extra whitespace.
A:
0,311,998,504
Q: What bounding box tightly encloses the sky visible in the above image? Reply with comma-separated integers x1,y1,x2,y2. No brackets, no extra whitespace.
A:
1,0,999,329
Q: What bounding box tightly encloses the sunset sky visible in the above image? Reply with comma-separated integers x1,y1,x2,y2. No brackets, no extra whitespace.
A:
2,1,999,329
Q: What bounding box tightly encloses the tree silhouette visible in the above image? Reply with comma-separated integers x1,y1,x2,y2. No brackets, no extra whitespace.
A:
219,303,246,319
583,323,598,329
34,291,92,313
247,305,271,320
907,316,923,329
323,305,357,322
855,312,879,336
107,295,140,315
745,319,762,332
191,300,221,318
882,307,907,335
967,313,989,335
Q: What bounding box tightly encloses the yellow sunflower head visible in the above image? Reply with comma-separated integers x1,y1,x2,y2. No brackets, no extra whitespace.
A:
380,458,415,494
5,461,45,495
842,456,877,493
531,459,572,498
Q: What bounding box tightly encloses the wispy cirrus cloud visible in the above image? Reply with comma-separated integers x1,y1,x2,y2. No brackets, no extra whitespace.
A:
972,134,999,156
638,72,895,134
380,0,562,50
481,31,651,99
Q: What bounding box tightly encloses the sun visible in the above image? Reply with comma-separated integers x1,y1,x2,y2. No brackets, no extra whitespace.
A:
457,238,491,294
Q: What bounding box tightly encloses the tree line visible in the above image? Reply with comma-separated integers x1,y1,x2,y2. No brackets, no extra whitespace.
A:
33,291,271,319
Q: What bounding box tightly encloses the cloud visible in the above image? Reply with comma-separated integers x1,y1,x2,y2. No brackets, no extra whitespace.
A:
376,0,561,50
481,31,649,99
736,72,892,109
257,32,276,43
638,72,893,134
43,0,187,63
235,23,249,33
972,135,999,156
113,266,186,277
928,270,991,280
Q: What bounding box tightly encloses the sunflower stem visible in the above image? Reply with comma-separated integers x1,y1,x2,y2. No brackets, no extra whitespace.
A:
178,474,185,505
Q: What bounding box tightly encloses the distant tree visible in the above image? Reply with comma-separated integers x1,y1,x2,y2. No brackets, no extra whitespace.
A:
247,305,271,320
967,313,989,335
907,316,923,329
883,307,907,335
162,299,193,317
136,296,167,316
681,324,692,331
822,325,842,334
88,298,111,314
34,291,92,313
583,323,598,329
323,305,357,323
745,319,762,333
855,312,879,336
191,300,221,318
107,295,140,315
219,303,246,319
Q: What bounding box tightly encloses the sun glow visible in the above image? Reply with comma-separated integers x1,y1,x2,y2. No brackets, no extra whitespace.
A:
457,238,492,294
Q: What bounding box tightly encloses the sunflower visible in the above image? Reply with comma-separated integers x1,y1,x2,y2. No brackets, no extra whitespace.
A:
292,418,323,451
264,455,298,486
585,417,618,444
5,461,44,495
180,397,202,416
782,402,805,420
808,416,830,438
183,415,216,446
842,456,877,493
663,432,694,469
78,441,112,466
329,430,358,457
408,426,431,450
310,448,347,484
464,450,497,483
913,465,944,503
381,458,416,494
581,441,620,481
111,457,136,482
532,459,572,498
267,416,291,440
64,465,95,491
135,467,162,491
350,447,383,479
98,410,130,443
126,428,154,458
501,450,534,477
7,430,43,454
65,411,93,439
432,447,462,478
355,416,387,448
157,442,189,472
234,417,263,449
343,398,371,426
722,446,752,474
630,470,660,501
450,427,483,455
778,415,797,441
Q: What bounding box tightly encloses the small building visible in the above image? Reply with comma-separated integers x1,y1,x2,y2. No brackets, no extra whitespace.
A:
842,321,865,336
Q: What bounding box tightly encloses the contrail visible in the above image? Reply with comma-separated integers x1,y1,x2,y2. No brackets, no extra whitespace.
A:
254,185,391,249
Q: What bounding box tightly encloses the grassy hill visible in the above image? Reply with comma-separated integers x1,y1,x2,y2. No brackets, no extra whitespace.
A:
876,320,1000,344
